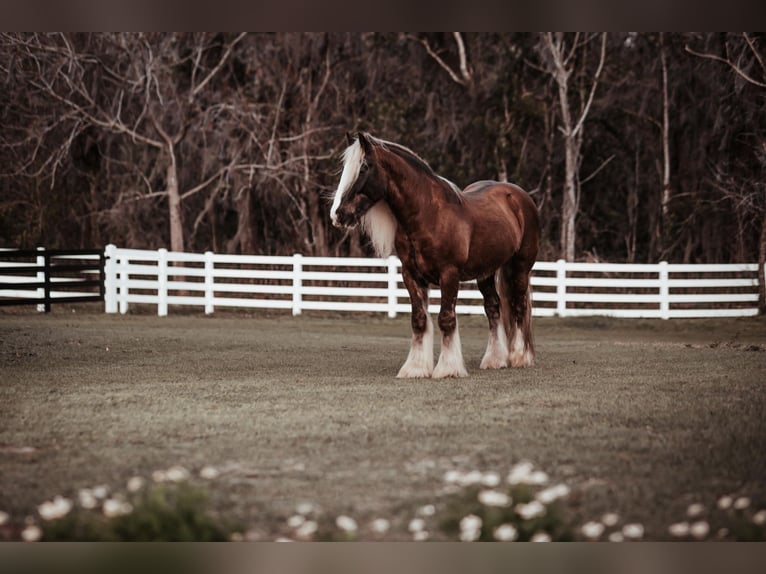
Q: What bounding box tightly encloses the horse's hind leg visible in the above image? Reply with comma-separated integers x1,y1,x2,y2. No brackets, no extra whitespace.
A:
477,273,509,369
397,272,434,378
502,257,535,367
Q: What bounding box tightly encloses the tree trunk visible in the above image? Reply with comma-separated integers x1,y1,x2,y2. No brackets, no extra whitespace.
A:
561,139,578,262
166,149,184,253
227,185,256,254
659,33,672,256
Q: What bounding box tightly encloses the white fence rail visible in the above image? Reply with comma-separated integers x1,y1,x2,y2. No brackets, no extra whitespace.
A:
99,245,763,319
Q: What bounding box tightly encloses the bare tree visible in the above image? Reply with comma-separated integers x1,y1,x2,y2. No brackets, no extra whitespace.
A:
0,32,245,252
687,33,766,312
537,33,607,261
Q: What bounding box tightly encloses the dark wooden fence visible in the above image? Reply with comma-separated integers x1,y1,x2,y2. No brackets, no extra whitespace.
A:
0,249,105,312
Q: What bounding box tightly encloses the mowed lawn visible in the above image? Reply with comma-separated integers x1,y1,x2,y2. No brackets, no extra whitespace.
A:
1,309,765,539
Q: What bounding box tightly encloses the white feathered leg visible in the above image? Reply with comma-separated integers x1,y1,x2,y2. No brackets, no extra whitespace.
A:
509,325,534,367
433,319,468,379
397,314,434,378
480,323,509,369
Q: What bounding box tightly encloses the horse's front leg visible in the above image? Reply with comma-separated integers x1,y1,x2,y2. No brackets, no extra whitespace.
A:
432,268,468,379
396,271,433,379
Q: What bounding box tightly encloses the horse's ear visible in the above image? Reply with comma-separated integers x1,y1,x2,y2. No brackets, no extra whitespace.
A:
357,132,373,153
345,131,355,146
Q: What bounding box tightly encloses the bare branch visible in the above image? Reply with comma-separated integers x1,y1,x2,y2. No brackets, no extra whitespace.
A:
685,42,766,88
191,32,247,98
580,154,615,185
572,33,607,138
453,32,472,84
409,34,468,86
180,165,232,200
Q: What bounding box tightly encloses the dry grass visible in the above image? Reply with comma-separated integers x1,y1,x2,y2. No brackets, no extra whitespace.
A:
1,308,765,539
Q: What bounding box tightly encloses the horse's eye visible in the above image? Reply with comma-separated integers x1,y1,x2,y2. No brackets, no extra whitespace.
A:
360,161,369,173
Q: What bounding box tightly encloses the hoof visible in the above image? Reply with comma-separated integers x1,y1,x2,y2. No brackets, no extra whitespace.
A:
480,354,509,370
397,364,433,379
432,363,469,379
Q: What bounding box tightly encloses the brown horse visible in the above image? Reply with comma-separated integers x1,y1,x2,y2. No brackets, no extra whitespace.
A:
330,132,540,378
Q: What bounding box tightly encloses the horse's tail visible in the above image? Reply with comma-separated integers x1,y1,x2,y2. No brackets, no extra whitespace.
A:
496,270,512,347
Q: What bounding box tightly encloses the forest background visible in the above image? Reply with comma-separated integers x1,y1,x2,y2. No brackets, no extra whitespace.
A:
1,32,764,267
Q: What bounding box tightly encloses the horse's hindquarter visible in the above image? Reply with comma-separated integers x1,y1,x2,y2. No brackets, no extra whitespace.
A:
459,183,535,277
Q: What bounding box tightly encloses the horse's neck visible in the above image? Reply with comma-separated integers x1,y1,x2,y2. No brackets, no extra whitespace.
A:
384,160,453,230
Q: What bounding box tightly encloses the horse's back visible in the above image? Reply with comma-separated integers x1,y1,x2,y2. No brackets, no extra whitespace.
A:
462,181,538,226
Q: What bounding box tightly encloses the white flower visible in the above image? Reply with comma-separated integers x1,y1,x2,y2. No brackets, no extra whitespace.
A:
668,522,690,537
295,520,318,540
152,470,168,483
78,489,98,510
370,518,390,535
493,524,518,542
537,484,571,505
103,498,132,518
459,470,484,486
230,532,244,542
608,532,624,542
686,503,705,518
478,490,512,507
287,514,305,528
92,485,109,499
516,500,546,521
408,518,426,533
459,514,482,541
734,497,751,510
199,466,220,480
716,528,729,539
601,512,620,527
417,504,436,517
528,471,549,485
38,496,73,521
530,531,551,542
581,521,605,540
0,511,9,526
413,530,429,541
127,476,145,493
443,470,462,484
21,524,42,542
689,521,710,540
717,495,733,510
507,461,535,485
274,537,293,542
481,472,501,487
752,510,766,526
166,466,190,482
336,515,358,533
622,523,644,540
296,502,317,516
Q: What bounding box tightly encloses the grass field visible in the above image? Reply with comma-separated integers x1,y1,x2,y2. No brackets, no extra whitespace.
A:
1,307,765,540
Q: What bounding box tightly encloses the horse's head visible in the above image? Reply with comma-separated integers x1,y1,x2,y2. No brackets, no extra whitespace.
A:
330,132,386,229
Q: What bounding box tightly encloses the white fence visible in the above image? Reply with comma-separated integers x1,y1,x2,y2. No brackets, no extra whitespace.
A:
100,245,762,319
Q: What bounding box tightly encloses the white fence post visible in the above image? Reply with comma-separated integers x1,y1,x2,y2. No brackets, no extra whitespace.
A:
659,261,670,320
157,248,168,317
292,253,302,316
118,253,129,315
36,247,45,313
556,259,567,317
387,255,398,318
104,244,117,313
204,251,214,315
